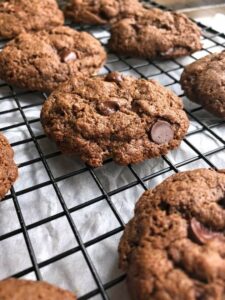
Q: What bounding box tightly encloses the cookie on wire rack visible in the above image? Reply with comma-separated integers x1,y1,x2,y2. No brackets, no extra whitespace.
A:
0,278,76,299
0,0,64,39
0,26,107,92
181,50,225,119
108,8,202,59
0,132,18,200
41,72,189,167
64,0,143,25
119,168,225,300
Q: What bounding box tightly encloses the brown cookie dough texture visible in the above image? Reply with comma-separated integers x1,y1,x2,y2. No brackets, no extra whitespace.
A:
109,8,202,59
0,26,106,92
0,278,76,299
119,168,225,300
64,0,143,25
41,72,189,167
0,0,64,39
0,132,18,200
181,51,225,118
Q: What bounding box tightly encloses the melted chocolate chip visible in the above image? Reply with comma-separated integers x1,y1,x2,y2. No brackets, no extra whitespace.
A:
60,49,77,63
105,72,123,84
190,218,224,244
218,197,225,209
150,120,174,144
97,100,120,116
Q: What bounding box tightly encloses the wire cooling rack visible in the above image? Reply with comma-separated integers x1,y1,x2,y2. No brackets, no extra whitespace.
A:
0,1,225,299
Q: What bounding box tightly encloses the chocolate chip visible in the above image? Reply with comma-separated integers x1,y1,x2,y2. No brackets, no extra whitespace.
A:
97,100,120,116
60,49,77,63
150,120,174,144
190,218,224,244
105,72,123,84
132,23,142,31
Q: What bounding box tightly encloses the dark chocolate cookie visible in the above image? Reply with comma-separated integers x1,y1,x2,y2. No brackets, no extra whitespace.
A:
64,0,143,25
0,132,18,200
109,8,202,59
119,168,225,300
0,0,64,39
41,72,189,167
0,278,76,299
181,51,225,118
0,26,106,92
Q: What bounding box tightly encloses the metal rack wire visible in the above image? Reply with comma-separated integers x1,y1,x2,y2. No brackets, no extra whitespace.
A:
0,1,225,299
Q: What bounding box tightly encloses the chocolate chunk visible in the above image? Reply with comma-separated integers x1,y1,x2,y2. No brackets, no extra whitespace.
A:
190,218,224,244
150,120,174,144
105,72,123,83
60,49,77,63
97,100,120,116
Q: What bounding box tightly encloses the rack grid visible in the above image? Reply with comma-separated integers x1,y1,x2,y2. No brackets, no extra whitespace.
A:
0,1,225,299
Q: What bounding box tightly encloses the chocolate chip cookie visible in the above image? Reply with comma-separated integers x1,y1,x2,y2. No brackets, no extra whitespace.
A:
181,51,225,118
0,26,106,92
109,8,202,59
41,72,189,167
64,0,143,25
0,132,18,200
0,0,64,39
0,278,76,299
119,168,225,300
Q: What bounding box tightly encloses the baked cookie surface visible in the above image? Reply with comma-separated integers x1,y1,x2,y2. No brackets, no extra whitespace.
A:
0,0,64,39
41,72,189,167
119,168,225,300
0,132,18,200
65,0,142,25
0,26,106,92
0,278,76,299
109,8,202,59
181,51,225,118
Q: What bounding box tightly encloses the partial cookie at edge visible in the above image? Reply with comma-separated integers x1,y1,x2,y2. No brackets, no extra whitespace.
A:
0,278,76,299
0,132,18,200
0,0,64,39
181,51,225,118
119,168,225,300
